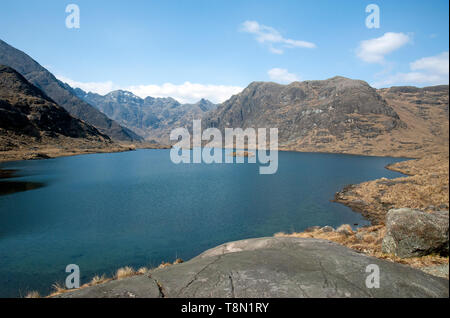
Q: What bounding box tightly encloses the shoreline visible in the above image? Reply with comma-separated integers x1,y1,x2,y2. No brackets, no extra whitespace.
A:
2,143,448,296
278,151,449,276
333,153,449,224
2,142,445,229
0,143,425,225
332,159,416,225
0,142,171,164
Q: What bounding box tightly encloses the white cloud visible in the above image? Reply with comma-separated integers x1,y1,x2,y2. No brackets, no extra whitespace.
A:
357,32,410,63
410,51,449,76
57,75,119,95
373,72,444,87
127,82,244,104
56,75,244,104
268,68,300,84
372,51,449,87
241,20,316,54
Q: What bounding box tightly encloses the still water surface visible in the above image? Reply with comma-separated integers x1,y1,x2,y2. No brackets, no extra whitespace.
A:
0,149,406,297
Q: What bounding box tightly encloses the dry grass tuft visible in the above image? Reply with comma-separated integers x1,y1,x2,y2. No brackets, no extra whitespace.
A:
24,291,41,298
44,257,195,297
158,262,173,269
51,282,66,294
115,266,136,279
137,267,149,275
90,274,108,286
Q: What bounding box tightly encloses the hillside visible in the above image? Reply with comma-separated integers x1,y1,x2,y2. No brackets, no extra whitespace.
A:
202,77,449,157
0,39,142,142
74,88,216,143
0,65,128,161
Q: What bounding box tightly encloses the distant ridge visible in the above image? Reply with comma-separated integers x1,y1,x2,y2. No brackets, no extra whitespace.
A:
74,88,217,142
0,39,142,142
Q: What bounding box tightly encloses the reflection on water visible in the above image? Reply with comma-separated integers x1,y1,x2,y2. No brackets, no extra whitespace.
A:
0,169,46,196
0,169,18,179
0,181,45,196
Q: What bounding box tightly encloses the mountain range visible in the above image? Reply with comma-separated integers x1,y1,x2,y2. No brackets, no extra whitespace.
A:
0,38,448,159
202,77,449,157
73,88,216,142
0,39,141,142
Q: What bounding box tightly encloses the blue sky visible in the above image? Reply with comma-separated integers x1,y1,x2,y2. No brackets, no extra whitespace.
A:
0,0,448,103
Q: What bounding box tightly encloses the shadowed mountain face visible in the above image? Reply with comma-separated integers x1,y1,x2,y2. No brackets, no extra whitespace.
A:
0,39,142,142
0,65,110,149
74,88,217,142
202,77,448,157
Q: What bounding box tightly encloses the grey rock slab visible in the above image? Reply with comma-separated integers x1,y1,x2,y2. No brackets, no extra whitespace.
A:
150,237,448,298
55,237,449,298
420,264,449,279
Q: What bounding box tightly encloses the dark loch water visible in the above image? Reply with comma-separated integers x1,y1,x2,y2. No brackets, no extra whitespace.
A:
0,149,406,297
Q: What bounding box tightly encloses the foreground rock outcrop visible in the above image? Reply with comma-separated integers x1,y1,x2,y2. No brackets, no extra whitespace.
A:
54,237,448,298
382,209,449,258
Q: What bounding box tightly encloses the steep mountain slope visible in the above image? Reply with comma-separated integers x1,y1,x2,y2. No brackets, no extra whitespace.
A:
202,77,448,157
74,88,216,142
0,65,117,158
0,39,142,142
376,85,449,156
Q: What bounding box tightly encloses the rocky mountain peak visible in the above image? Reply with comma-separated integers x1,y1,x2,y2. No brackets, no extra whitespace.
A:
196,98,216,111
203,76,405,149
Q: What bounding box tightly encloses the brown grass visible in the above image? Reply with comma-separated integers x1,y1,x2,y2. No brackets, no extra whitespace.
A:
46,258,184,297
90,274,109,286
137,267,149,275
51,282,67,294
115,266,136,279
334,154,449,225
24,291,41,298
276,224,449,270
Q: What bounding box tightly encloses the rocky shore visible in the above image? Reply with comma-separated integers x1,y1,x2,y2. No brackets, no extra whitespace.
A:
334,154,449,224
278,152,449,278
50,238,448,298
